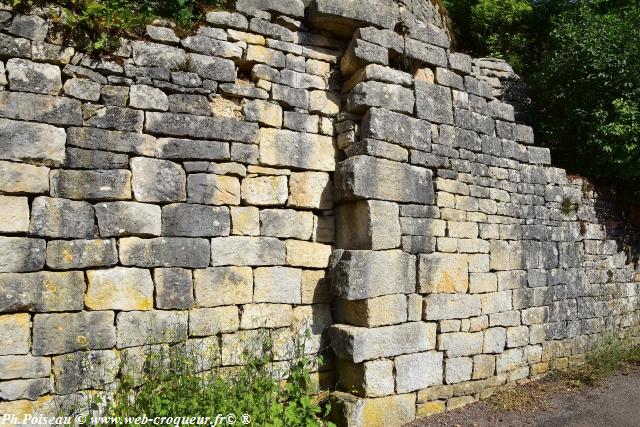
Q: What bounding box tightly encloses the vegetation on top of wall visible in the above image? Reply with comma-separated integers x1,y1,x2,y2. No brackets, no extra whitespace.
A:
1,0,228,51
444,0,640,184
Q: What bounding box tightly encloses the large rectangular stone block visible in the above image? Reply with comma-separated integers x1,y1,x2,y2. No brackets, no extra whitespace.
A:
260,209,314,240
189,306,240,337
154,268,194,310
53,350,118,394
415,81,454,124
116,311,188,348
46,239,117,270
0,314,31,355
0,118,65,166
310,0,399,38
119,237,210,268
329,322,435,363
210,237,286,266
0,355,50,380
418,253,469,293
0,160,49,194
285,240,332,268
50,169,132,200
67,127,156,156
336,359,395,397
258,128,335,172
335,294,407,327
395,351,443,393
253,266,302,304
336,200,401,250
86,267,154,311
0,238,46,273
438,332,483,357
335,156,434,204
362,108,431,150
145,112,258,143
0,271,84,313
423,294,481,320
32,311,116,355
188,174,241,205
330,250,416,300
131,158,186,202
194,267,253,306
95,201,161,237
347,82,415,114
162,204,230,237
0,92,82,126
29,197,94,239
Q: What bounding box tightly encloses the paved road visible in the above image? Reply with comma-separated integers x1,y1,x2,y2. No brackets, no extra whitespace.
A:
409,368,640,427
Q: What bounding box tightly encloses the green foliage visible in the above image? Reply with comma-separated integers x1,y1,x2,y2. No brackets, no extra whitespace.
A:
2,0,228,51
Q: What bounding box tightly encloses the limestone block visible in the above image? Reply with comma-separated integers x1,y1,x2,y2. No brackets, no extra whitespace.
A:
46,239,118,270
423,294,481,320
128,84,168,111
246,45,286,68
395,351,443,393
340,39,388,76
258,128,335,172
86,267,154,311
330,250,416,300
0,314,30,355
445,357,473,384
32,312,116,356
0,378,52,401
146,25,180,44
162,204,230,237
120,237,210,268
469,273,498,294
415,81,454,124
51,169,132,201
29,197,94,239
285,240,332,268
0,271,84,313
240,304,294,329
253,266,302,304
448,52,472,74
194,267,253,307
329,322,435,363
0,160,49,194
506,326,529,348
496,348,524,373
153,268,193,310
52,350,118,394
362,108,431,151
336,200,400,250
301,270,331,304
418,253,469,293
220,329,269,365
0,33,31,58
210,237,286,266
230,206,260,236
472,354,496,380
331,392,416,427
260,209,314,240
63,78,102,101
405,38,447,67
243,99,283,127
347,82,414,114
157,138,229,160
288,172,333,209
0,196,29,233
6,58,62,94
480,290,513,315
67,127,156,156
483,327,506,354
131,158,185,203
205,11,249,30
188,174,241,205
335,156,434,204
0,355,50,380
0,92,82,126
132,41,188,69
343,64,413,93
188,53,236,82
271,83,309,109
145,112,258,143
84,105,144,132
95,202,161,237
0,118,65,166
336,359,395,397
284,111,320,133
309,91,341,116
241,175,288,206
189,306,240,337
438,332,483,357
116,310,188,348
335,294,407,327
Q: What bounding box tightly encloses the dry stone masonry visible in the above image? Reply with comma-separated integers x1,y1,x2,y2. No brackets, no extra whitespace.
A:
0,1,638,426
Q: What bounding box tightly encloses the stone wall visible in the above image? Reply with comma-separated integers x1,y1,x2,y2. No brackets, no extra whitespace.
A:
0,1,638,426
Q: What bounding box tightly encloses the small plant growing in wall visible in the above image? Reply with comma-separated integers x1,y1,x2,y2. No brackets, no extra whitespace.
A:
560,197,579,216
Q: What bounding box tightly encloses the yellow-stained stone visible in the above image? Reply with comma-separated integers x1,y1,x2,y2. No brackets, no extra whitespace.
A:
301,269,331,304
230,206,260,236
210,95,242,119
285,240,332,268
227,29,265,45
288,172,333,209
416,400,446,417
335,294,407,328
194,267,253,307
419,253,469,293
0,314,30,355
246,45,283,67
531,361,550,376
447,395,475,410
85,267,154,311
0,396,52,422
243,99,282,128
361,393,416,427
309,90,341,116
241,175,288,205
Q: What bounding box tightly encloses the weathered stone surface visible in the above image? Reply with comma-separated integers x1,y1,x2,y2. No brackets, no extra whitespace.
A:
254,266,302,304
330,250,416,300
362,108,431,151
190,306,240,337
309,91,341,116
53,350,118,394
0,355,50,380
0,237,45,274
243,99,283,127
0,271,84,313
0,378,52,401
237,0,304,17
0,160,49,194
84,105,144,132
51,170,132,201
415,81,454,124
187,174,241,205
0,92,82,126
0,33,31,58
131,158,186,203
86,267,154,311
146,112,258,143
311,0,398,37
120,237,210,268
32,311,116,355
271,83,309,109
132,41,188,69
287,172,333,209
188,53,236,82
331,392,416,427
162,204,230,237
445,357,473,384
336,200,401,250
347,82,414,114
241,175,288,206
230,206,259,236
0,118,65,167
67,127,156,156
63,78,102,101
182,36,243,60
344,139,409,162
335,294,407,328
240,303,294,329
0,196,29,233
419,253,469,293
194,266,253,306
6,59,61,95
0,314,30,355
330,322,434,363
210,237,286,266
396,351,443,392
260,209,314,240
29,197,94,239
95,202,161,237
335,156,434,204
285,240,332,268
337,359,394,397
46,239,117,270
116,310,188,348
129,84,168,111
246,45,286,68
65,147,129,170
154,268,194,310
157,138,229,160
438,332,484,357
423,294,481,320
206,11,249,29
